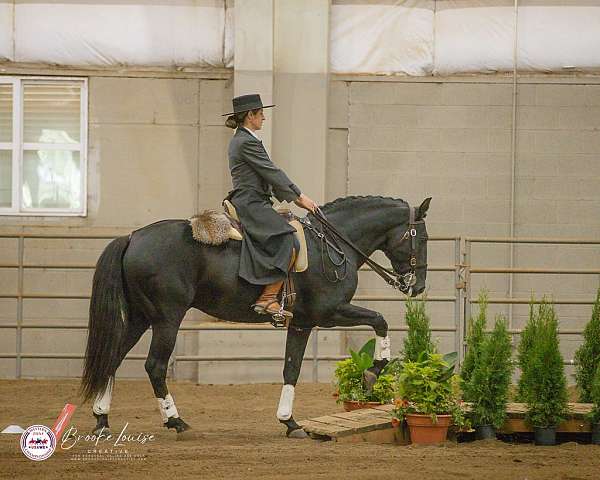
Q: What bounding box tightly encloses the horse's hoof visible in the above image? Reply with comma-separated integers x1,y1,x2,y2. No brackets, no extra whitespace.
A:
363,369,377,394
165,416,191,434
287,428,308,439
92,428,110,436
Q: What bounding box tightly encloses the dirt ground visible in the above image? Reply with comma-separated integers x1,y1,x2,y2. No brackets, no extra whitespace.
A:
1,379,599,480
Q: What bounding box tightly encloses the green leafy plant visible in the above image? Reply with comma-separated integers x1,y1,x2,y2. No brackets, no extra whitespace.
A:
586,364,600,425
334,338,396,404
402,296,435,363
468,315,514,429
461,290,489,401
524,300,569,428
574,287,600,403
516,296,543,402
392,351,469,430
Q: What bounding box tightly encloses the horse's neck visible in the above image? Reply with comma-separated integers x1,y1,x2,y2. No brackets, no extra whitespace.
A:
324,200,407,266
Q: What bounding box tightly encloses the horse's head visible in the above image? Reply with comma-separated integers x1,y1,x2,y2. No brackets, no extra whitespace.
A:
381,197,431,297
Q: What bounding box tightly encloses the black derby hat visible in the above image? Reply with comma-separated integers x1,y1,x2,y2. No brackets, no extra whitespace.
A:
222,93,275,116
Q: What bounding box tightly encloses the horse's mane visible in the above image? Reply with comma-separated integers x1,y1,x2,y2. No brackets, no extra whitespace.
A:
319,195,408,214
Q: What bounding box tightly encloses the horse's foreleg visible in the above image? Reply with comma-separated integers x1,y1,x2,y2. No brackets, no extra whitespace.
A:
278,326,311,438
145,321,190,434
331,303,390,389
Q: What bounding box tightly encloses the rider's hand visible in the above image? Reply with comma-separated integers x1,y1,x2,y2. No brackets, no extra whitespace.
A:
294,193,318,213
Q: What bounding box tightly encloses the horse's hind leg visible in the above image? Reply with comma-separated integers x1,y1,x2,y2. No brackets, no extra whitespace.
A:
145,321,191,434
92,317,149,435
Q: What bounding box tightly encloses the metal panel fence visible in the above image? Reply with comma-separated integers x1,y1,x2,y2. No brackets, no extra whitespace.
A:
0,233,598,381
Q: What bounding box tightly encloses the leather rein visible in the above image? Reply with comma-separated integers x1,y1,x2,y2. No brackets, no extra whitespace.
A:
305,206,424,295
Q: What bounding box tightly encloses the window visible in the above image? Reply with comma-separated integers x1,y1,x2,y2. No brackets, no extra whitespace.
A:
0,77,87,216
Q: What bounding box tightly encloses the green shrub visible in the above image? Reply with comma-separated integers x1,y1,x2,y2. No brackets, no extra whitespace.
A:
468,315,514,428
525,300,569,428
393,352,469,429
516,297,543,402
334,339,395,403
402,296,435,363
461,290,489,401
574,287,600,403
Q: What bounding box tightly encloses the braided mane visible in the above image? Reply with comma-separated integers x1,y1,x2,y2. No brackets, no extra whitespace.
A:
319,195,408,214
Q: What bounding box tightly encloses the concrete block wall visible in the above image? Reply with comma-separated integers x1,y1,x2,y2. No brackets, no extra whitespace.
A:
0,73,240,381
330,77,600,375
1,74,599,385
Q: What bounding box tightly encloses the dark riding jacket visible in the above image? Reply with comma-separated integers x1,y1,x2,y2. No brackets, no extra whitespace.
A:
228,127,301,202
226,127,301,286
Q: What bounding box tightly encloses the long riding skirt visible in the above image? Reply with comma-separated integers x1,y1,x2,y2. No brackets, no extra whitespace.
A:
230,189,298,285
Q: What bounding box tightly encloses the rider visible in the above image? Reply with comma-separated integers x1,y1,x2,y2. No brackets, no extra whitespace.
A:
223,94,318,319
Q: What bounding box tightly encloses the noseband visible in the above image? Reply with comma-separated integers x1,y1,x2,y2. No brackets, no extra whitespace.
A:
310,206,425,295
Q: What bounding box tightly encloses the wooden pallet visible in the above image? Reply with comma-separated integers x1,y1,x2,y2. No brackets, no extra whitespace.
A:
299,402,594,444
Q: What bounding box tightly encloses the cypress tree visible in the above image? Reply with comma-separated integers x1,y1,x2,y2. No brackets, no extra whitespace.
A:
574,287,600,403
516,296,542,402
469,315,514,428
402,296,434,363
525,300,568,428
461,290,488,401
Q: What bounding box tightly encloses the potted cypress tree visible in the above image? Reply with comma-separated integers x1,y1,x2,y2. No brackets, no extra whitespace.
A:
392,351,469,444
588,364,600,445
467,315,513,440
574,287,600,403
461,290,489,401
524,300,569,446
334,338,398,411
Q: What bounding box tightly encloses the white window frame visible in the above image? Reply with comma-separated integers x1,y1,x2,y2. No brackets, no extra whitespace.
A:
0,76,88,217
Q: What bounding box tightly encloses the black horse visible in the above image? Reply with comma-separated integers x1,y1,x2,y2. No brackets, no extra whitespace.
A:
80,195,431,438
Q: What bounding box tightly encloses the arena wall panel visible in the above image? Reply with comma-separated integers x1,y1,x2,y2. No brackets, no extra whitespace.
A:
14,0,227,67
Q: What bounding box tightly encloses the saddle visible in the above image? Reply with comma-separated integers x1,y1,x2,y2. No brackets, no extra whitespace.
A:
222,200,308,273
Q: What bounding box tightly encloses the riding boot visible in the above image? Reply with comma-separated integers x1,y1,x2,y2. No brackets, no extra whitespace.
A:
252,248,296,319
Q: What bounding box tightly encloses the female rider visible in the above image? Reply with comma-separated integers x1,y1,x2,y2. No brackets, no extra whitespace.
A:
223,94,317,319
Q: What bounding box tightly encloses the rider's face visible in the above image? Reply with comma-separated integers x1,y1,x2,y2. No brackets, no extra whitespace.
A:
248,109,265,130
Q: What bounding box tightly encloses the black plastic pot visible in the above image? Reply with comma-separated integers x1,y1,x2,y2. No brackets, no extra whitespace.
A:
592,423,600,445
534,426,557,446
475,425,496,440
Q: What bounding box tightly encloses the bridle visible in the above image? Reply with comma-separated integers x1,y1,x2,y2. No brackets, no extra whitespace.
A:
308,205,426,295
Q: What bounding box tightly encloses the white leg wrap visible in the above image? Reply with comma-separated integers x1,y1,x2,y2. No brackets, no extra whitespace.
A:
374,335,391,361
276,385,295,421
157,393,179,423
92,377,114,416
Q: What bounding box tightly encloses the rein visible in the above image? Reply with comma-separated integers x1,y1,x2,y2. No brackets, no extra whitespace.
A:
305,207,423,293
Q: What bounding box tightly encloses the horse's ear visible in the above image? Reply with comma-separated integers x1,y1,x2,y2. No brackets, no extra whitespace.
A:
416,197,432,220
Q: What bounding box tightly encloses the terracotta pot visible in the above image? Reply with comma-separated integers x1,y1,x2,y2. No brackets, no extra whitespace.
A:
342,400,382,412
405,414,452,444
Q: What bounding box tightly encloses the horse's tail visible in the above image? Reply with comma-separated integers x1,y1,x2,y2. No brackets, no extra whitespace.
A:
80,235,131,403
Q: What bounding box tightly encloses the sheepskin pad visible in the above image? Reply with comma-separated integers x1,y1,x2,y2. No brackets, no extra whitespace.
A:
189,210,232,245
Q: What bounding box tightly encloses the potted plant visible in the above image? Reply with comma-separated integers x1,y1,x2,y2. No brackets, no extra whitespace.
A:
392,351,469,444
574,287,600,403
334,339,398,411
466,315,513,440
524,300,569,446
587,364,600,445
